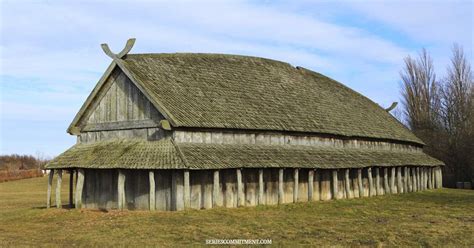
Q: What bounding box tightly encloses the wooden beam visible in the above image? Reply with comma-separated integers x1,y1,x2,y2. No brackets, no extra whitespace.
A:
332,170,339,200
357,168,363,198
293,169,299,203
213,170,220,207
278,169,284,204
237,169,244,207
149,170,155,211
184,170,190,209
118,170,126,210
82,119,159,132
69,169,74,208
345,169,352,198
258,169,264,205
403,167,409,193
308,170,314,201
75,169,84,209
46,170,55,208
56,170,63,208
383,168,390,194
416,167,421,191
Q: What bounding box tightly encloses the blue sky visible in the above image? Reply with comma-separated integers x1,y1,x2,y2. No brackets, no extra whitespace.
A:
0,0,472,158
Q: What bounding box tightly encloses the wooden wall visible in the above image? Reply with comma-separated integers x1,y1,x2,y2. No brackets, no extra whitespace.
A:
72,166,443,211
174,130,421,152
81,68,163,126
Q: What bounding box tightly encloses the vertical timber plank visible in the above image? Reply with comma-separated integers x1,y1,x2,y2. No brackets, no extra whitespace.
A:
184,170,190,209
278,169,284,204
397,167,403,193
213,170,220,207
367,167,374,197
345,169,352,198
357,168,363,198
375,167,382,195
47,170,55,208
293,169,299,203
383,168,390,194
390,167,397,194
56,170,62,208
237,169,244,207
118,170,126,210
149,170,155,211
308,170,314,201
75,169,84,209
258,169,264,205
69,170,74,207
332,170,339,200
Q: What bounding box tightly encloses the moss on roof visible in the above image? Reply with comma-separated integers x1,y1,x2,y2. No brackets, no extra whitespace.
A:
45,139,442,170
120,53,423,145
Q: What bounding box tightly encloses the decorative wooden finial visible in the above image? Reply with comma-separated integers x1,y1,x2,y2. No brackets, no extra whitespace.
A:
101,38,136,59
385,102,398,112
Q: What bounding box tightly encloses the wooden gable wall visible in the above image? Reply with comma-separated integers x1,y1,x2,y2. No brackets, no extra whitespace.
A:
78,67,164,132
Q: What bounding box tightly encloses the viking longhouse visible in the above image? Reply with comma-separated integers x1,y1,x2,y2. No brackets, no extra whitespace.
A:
46,39,443,211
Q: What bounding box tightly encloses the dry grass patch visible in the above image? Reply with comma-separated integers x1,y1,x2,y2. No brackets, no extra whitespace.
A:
0,175,473,247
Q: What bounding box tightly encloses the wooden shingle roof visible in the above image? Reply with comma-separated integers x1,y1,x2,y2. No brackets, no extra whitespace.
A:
115,53,423,145
46,139,441,170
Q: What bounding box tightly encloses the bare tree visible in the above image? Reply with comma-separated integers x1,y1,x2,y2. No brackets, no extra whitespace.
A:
440,44,474,183
400,48,441,132
400,45,474,187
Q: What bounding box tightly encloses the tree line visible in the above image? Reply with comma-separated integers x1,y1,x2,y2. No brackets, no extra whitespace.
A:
399,44,473,187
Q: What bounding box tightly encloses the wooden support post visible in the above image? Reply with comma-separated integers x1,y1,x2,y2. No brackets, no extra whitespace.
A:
213,170,220,207
390,167,396,194
75,169,84,209
345,169,352,198
439,167,443,188
383,168,390,194
149,170,155,211
69,169,74,208
421,167,427,190
293,169,299,203
46,170,55,208
430,168,434,189
357,168,363,198
56,169,62,208
258,169,264,205
172,170,184,211
332,170,339,199
367,167,374,197
375,167,382,195
397,167,403,193
308,170,314,201
118,170,126,210
406,167,412,192
416,167,421,191
412,167,417,192
237,169,244,207
278,169,284,204
403,167,409,193
183,170,190,209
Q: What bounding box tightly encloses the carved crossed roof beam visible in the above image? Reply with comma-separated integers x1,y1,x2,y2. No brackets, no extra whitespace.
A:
101,38,136,59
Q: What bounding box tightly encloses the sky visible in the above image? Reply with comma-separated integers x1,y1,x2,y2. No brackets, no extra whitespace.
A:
0,0,472,158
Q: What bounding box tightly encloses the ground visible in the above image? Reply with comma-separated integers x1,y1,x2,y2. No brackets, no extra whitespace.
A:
0,175,473,247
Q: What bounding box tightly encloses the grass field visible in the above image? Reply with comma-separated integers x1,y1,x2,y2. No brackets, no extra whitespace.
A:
0,175,473,247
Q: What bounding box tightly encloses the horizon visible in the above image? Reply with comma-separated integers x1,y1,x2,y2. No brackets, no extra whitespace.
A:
1,0,472,157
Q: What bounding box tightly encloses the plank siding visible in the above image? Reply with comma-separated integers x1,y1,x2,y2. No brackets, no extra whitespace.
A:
80,68,164,128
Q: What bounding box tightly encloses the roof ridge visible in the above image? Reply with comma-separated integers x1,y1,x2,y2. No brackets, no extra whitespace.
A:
124,52,294,67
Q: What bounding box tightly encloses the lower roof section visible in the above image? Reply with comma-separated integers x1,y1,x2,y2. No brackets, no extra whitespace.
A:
45,138,443,170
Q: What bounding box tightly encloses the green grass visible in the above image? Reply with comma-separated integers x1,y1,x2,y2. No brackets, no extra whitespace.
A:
1,175,473,247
